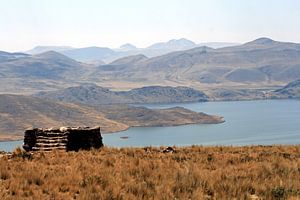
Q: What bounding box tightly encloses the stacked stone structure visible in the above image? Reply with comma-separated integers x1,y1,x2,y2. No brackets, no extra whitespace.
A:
23,126,103,151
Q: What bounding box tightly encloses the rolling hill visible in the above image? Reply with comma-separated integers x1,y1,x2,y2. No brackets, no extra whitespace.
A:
61,47,116,62
0,94,223,141
272,79,300,98
0,94,128,140
0,51,87,80
93,38,300,87
35,85,209,105
0,51,95,94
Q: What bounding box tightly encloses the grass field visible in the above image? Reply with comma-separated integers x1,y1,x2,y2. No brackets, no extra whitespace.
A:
0,145,300,199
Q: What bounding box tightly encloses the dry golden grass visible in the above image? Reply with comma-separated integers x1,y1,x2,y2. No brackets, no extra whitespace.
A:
0,145,300,200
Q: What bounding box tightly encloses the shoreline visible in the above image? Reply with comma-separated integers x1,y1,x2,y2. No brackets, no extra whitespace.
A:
0,116,224,142
1,98,297,143
0,135,23,142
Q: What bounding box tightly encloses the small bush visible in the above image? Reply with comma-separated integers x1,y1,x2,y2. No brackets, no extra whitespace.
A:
12,147,32,160
272,186,285,199
0,170,10,180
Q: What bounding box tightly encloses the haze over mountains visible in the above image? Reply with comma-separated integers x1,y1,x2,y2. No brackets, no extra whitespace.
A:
25,38,239,63
95,38,300,88
0,51,93,94
1,37,300,140
26,46,74,55
0,37,299,98
0,51,28,62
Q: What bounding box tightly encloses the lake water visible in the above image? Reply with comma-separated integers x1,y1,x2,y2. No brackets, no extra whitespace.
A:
1,100,300,152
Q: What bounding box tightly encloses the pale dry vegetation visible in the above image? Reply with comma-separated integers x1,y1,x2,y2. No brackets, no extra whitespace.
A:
0,145,300,200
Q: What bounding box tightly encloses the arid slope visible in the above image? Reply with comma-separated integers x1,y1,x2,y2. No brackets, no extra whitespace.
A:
0,94,223,141
0,145,299,199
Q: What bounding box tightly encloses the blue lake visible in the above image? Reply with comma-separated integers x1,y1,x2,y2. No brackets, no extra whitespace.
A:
1,99,300,152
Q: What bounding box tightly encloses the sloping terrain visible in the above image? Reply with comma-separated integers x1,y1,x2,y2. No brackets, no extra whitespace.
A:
0,51,28,62
0,94,128,139
208,88,268,101
61,47,116,62
93,38,300,87
0,51,86,80
271,79,300,98
0,51,95,94
35,85,209,105
1,146,299,199
0,94,223,141
109,54,148,65
99,105,223,127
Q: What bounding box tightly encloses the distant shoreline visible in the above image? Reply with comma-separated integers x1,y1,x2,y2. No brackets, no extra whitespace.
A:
0,135,23,142
2,97,300,142
0,117,224,142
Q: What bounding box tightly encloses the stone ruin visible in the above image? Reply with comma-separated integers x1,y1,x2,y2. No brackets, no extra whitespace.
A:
23,126,103,152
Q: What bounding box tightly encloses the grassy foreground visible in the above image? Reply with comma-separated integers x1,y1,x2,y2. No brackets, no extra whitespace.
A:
0,146,300,200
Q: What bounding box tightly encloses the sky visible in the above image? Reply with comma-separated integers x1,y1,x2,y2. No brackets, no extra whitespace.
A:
1,0,300,52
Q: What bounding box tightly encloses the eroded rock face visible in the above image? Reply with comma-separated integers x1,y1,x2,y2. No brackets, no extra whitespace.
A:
23,126,103,152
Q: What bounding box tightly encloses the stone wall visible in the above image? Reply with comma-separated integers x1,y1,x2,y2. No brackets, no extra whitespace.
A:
23,126,103,152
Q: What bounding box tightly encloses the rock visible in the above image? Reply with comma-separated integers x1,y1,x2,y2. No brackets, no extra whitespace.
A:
249,194,260,200
162,146,176,153
59,127,69,132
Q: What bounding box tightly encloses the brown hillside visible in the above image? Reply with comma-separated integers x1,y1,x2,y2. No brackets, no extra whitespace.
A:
0,145,299,199
0,94,223,141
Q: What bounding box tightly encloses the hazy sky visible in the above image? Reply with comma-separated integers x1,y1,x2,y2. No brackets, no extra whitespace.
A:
1,0,300,52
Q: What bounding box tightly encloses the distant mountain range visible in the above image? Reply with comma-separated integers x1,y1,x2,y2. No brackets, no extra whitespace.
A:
25,38,239,63
0,37,300,96
3,37,300,141
95,38,300,87
26,46,74,55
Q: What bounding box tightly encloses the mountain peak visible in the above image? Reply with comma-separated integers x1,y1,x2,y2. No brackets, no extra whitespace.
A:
246,37,276,45
35,51,76,61
36,50,65,57
167,38,196,46
120,43,137,50
148,38,196,49
26,46,74,54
